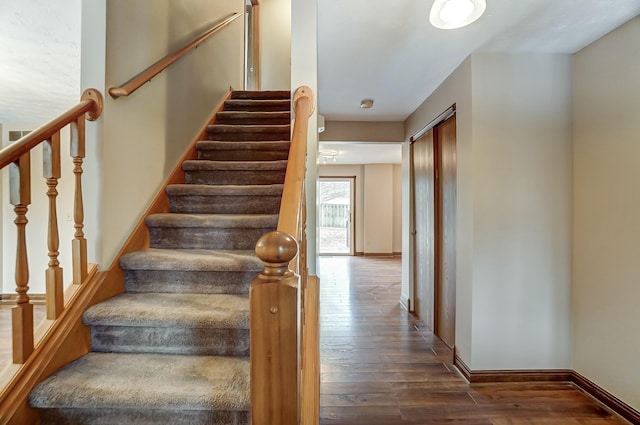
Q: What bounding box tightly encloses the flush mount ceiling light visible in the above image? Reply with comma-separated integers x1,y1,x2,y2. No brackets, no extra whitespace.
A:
360,99,374,109
430,0,486,29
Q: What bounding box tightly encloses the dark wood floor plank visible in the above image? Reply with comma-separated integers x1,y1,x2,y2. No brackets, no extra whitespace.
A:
318,256,629,425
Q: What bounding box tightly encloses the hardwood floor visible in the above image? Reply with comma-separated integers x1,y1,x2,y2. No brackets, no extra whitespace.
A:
0,303,46,368
318,256,628,425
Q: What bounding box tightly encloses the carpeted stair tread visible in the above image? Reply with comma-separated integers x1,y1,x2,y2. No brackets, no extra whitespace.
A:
120,248,263,272
146,213,278,229
28,90,286,423
216,111,290,125
196,140,290,161
183,160,287,185
30,353,249,411
183,159,287,172
224,99,290,112
167,183,283,196
83,293,248,329
231,90,290,100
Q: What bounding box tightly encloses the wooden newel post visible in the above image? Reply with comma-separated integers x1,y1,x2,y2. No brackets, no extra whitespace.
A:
251,231,300,425
10,153,34,364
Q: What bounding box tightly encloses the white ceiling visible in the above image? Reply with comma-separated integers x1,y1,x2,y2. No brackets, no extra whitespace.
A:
318,0,640,122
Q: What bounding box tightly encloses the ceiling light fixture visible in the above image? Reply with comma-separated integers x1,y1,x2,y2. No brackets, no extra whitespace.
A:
318,150,339,164
429,0,486,29
360,99,374,109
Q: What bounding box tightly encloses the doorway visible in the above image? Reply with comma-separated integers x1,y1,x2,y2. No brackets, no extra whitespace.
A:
411,112,457,348
319,178,355,255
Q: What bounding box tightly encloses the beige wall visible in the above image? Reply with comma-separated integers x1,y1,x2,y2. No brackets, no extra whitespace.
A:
405,57,473,363
319,163,401,255
261,0,292,90
82,0,245,267
392,164,402,253
363,164,393,254
405,53,574,370
470,53,573,370
291,0,318,274
321,121,404,142
573,17,640,411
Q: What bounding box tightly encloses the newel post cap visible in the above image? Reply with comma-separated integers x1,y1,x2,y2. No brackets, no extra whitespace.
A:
255,231,298,278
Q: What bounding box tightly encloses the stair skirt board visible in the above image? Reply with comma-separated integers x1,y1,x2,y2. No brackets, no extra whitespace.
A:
29,90,291,423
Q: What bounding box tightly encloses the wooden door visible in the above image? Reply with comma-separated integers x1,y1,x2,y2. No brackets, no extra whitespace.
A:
412,129,435,329
434,116,456,348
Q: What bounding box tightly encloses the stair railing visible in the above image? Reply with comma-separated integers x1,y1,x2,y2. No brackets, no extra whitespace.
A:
0,89,103,366
251,86,319,424
108,12,242,99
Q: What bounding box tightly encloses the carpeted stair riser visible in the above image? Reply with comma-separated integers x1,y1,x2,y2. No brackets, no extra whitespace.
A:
216,111,290,125
207,124,290,141
231,90,290,100
224,99,290,112
124,270,254,295
90,326,249,356
167,184,283,215
149,227,273,250
146,214,278,250
196,140,290,161
183,160,287,185
38,408,249,425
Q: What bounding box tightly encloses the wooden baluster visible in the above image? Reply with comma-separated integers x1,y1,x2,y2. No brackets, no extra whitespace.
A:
10,153,33,364
44,132,64,319
71,118,87,284
251,231,299,425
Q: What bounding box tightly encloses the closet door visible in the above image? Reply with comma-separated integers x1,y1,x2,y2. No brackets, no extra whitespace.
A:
434,116,456,348
412,129,435,328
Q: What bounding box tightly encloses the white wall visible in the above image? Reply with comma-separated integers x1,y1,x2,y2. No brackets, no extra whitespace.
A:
573,16,640,411
262,0,292,90
470,53,573,370
82,0,245,267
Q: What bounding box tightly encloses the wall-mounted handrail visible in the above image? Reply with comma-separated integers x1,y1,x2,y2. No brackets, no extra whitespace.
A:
108,12,242,99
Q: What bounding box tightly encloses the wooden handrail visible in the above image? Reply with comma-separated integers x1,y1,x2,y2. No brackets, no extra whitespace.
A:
277,86,315,237
0,89,102,170
108,12,242,99
0,88,103,367
251,86,317,425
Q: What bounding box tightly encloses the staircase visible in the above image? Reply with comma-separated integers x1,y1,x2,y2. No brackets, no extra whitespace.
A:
29,90,292,424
